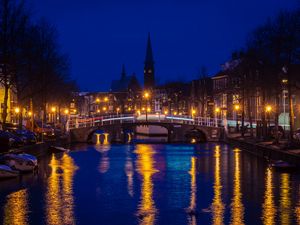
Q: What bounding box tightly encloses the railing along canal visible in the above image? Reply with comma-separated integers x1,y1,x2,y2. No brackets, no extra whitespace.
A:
67,114,223,130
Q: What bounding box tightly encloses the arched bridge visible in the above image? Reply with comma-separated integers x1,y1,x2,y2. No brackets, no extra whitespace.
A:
68,114,224,143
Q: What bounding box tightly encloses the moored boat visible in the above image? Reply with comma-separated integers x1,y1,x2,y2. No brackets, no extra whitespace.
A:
269,160,297,172
0,165,19,179
2,153,38,172
49,146,70,153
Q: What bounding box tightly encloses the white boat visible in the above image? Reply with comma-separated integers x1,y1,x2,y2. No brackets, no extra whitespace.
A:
2,153,38,172
0,165,19,178
49,146,70,153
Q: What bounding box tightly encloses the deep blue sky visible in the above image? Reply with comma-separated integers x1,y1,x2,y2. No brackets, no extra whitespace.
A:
32,0,298,91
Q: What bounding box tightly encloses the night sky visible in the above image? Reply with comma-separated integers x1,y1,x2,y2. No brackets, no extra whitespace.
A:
32,0,298,91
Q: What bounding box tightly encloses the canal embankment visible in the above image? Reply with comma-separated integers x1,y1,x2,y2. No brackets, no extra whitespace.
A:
226,134,300,166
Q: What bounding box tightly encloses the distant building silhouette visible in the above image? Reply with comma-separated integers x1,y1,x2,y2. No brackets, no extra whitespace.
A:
111,64,141,92
144,33,155,90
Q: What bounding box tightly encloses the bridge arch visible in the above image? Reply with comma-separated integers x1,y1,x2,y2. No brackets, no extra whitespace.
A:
184,128,207,143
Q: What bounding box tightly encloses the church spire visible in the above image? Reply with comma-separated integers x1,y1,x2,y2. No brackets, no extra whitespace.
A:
144,33,155,89
145,33,154,64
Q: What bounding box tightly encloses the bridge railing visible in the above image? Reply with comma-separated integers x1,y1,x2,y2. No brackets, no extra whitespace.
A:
193,117,223,127
67,114,224,130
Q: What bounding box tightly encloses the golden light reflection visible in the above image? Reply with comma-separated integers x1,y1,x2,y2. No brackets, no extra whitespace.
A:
127,133,132,143
125,156,134,197
46,153,78,225
135,145,158,225
3,189,29,225
230,149,244,225
211,145,225,225
262,167,276,225
280,173,291,225
95,133,101,145
103,133,109,145
95,133,111,174
187,157,197,225
295,186,300,224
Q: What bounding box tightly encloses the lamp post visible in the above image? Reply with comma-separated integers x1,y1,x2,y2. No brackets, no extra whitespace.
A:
51,106,56,124
14,107,20,124
234,104,240,132
144,91,150,122
215,107,220,127
265,105,272,131
64,109,70,132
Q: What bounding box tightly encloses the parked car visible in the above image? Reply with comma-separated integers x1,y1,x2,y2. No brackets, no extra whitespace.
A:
0,130,24,148
293,129,300,142
34,122,55,139
13,129,37,145
268,125,284,139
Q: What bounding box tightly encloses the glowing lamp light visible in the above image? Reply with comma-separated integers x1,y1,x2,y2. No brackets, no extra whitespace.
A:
51,107,56,112
265,105,272,113
28,111,32,116
104,97,108,102
103,107,107,111
147,107,151,112
64,109,69,115
173,112,178,116
144,91,150,99
96,98,100,103
234,104,240,111
164,110,168,115
215,107,221,113
14,107,20,114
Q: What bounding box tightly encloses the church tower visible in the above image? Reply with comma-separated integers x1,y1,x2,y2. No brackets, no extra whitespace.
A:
144,33,155,89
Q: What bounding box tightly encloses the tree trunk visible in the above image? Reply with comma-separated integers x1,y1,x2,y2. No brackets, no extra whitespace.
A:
2,82,9,127
274,93,280,144
288,80,294,141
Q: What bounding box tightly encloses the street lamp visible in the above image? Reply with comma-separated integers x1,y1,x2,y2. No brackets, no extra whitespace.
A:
143,91,150,122
117,107,120,116
234,104,240,132
51,107,57,123
265,105,272,129
14,107,20,124
215,107,221,127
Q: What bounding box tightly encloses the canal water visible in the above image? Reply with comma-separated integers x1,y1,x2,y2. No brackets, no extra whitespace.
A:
1,143,300,225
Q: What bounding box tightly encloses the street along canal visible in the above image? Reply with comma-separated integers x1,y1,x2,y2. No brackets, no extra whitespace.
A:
1,143,300,225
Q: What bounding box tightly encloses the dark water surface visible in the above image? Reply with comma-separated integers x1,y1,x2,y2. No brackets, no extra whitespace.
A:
1,143,300,225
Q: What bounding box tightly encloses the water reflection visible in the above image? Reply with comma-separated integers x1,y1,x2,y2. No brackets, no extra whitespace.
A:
46,153,78,225
187,157,197,225
280,173,291,225
262,168,276,225
295,185,300,224
95,138,111,174
125,147,134,197
3,189,29,225
230,149,244,225
211,145,225,225
135,144,158,225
